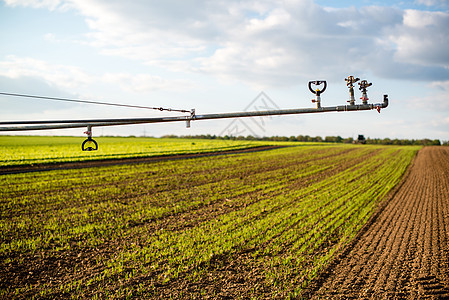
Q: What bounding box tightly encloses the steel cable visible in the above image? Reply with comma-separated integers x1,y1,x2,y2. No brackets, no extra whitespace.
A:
0,92,190,113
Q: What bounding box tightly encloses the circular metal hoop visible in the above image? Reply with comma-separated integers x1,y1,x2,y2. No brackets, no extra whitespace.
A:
81,138,98,151
308,80,327,95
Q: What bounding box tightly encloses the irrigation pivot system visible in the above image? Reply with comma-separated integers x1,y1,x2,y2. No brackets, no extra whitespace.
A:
0,76,389,151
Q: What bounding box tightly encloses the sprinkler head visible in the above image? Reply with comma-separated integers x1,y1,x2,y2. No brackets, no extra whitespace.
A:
308,80,327,108
308,80,327,96
345,76,360,105
345,76,360,88
358,80,372,104
358,80,372,93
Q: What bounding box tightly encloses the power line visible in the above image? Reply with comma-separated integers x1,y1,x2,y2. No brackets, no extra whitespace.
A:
0,92,190,113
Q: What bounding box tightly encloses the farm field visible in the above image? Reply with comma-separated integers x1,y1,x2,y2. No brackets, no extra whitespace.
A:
0,136,278,167
0,143,420,298
304,146,449,298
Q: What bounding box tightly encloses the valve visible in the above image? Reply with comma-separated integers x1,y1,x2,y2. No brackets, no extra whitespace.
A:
358,80,372,105
308,80,327,108
345,75,360,105
82,125,98,151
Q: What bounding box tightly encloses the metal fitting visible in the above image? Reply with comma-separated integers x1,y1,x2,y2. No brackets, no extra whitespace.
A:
309,80,327,108
82,125,98,151
358,80,372,104
345,76,360,105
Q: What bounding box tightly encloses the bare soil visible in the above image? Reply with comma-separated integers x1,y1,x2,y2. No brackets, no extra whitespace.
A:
302,146,449,299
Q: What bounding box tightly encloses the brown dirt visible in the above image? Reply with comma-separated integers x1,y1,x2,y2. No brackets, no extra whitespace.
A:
303,146,449,299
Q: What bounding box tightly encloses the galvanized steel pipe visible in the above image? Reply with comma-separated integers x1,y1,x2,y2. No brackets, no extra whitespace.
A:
0,95,388,132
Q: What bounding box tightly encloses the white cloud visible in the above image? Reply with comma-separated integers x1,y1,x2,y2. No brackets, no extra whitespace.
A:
408,80,449,112
0,55,195,93
430,79,449,90
392,9,449,67
0,55,93,89
102,73,195,93
3,0,62,10
196,3,408,86
415,0,449,7
4,0,449,87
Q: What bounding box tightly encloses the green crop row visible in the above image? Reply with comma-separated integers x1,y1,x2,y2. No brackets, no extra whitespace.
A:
0,135,288,167
0,144,420,298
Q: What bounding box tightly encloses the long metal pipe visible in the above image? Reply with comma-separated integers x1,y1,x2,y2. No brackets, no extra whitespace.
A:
0,95,388,132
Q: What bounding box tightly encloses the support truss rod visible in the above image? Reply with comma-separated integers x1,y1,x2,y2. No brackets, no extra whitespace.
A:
0,95,388,131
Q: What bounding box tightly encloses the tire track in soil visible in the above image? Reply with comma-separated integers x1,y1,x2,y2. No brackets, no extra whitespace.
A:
303,146,449,299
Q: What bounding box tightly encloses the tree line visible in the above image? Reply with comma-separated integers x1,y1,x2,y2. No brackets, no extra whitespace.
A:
161,134,447,146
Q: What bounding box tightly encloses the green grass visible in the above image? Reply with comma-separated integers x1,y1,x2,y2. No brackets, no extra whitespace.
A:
0,135,283,167
0,143,420,298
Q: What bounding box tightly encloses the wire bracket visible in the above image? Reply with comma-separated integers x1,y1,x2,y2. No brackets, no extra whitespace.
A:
186,109,196,128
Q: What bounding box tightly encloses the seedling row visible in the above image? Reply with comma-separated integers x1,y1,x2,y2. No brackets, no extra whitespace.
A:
0,144,419,298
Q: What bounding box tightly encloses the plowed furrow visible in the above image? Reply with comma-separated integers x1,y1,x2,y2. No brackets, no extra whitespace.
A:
307,146,449,299
322,168,414,295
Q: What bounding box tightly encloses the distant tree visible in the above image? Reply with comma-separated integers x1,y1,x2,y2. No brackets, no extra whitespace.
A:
324,136,334,143
324,136,342,143
383,138,392,145
162,133,443,146
312,136,323,142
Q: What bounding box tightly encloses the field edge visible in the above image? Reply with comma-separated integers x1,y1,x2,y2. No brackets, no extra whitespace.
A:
299,145,421,298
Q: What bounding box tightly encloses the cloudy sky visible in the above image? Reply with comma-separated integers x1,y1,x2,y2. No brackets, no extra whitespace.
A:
1,0,448,141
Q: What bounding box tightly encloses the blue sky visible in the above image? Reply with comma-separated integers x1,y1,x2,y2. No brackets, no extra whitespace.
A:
1,0,448,141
